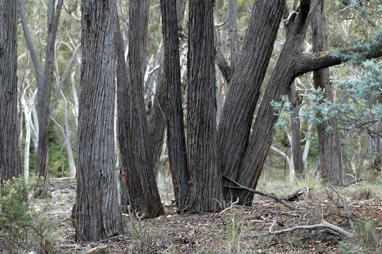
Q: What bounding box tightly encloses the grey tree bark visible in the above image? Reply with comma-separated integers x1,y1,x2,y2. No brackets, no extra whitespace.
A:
0,0,22,182
19,0,64,197
160,0,190,212
73,0,122,241
187,0,223,212
218,0,286,202
224,0,382,204
312,0,344,185
117,0,164,217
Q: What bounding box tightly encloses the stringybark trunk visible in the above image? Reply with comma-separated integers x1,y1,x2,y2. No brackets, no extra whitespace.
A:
0,0,22,181
219,0,285,202
230,0,313,205
122,0,164,217
116,15,146,214
312,0,344,185
160,0,190,212
73,0,122,241
187,0,222,212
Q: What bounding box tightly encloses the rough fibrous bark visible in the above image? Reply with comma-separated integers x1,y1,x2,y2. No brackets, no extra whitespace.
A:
230,0,313,205
116,15,146,214
187,0,223,212
160,0,190,212
219,0,286,202
73,0,122,241
312,0,344,185
0,0,22,181
124,0,164,217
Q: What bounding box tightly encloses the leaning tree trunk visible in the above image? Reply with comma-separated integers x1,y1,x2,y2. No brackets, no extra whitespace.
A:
160,0,190,212
226,0,382,205
73,0,122,241
218,0,286,202
312,0,344,185
230,0,315,205
0,0,22,182
187,0,223,212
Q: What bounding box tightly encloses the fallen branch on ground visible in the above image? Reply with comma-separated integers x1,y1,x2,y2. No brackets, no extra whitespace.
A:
265,220,353,238
281,187,310,201
222,175,299,210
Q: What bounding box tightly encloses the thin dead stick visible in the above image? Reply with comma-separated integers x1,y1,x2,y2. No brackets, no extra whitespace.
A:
220,198,239,214
265,219,353,238
223,175,298,210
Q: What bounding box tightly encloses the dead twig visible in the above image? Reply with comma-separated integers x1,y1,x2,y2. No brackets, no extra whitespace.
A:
265,220,353,238
222,175,300,211
219,198,239,214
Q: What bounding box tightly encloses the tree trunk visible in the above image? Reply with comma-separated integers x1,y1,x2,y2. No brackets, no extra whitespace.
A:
0,0,22,181
312,0,344,185
289,82,304,177
187,0,223,212
118,0,164,218
230,0,313,205
73,0,122,241
19,0,64,198
218,0,286,202
160,0,190,212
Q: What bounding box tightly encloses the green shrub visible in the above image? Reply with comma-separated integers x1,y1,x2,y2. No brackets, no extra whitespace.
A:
0,177,59,253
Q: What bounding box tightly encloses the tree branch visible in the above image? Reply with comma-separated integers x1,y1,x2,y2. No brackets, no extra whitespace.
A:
266,219,353,238
19,0,44,86
294,43,382,76
222,175,298,210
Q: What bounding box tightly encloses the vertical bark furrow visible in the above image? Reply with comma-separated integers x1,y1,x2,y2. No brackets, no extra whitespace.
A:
187,0,222,212
125,0,164,217
0,0,22,181
160,0,190,211
218,0,285,201
74,0,122,241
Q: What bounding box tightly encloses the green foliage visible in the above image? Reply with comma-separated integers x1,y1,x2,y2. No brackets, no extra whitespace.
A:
0,177,60,253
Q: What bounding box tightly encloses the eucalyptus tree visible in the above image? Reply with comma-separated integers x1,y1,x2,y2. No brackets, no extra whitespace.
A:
312,0,344,185
160,0,190,211
19,0,64,197
0,0,22,182
216,0,382,205
73,0,122,241
117,0,164,217
186,0,223,212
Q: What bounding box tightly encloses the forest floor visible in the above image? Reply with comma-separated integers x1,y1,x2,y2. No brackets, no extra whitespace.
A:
3,177,382,254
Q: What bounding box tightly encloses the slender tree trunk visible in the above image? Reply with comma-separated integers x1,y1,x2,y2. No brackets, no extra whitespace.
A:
19,0,64,197
117,0,164,217
187,0,223,212
0,0,22,181
148,0,186,171
116,17,146,214
218,0,286,202
73,0,122,241
312,0,344,185
289,82,304,177
160,0,190,212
